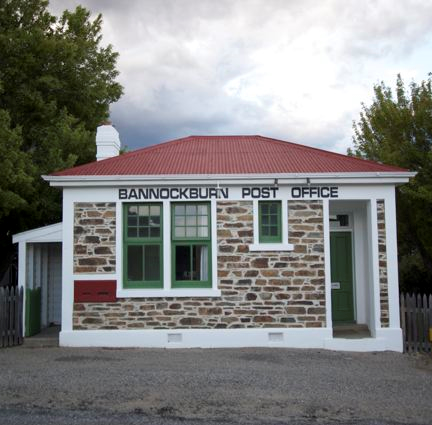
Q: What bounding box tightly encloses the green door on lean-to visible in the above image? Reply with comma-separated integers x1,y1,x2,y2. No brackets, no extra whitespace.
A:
330,231,354,323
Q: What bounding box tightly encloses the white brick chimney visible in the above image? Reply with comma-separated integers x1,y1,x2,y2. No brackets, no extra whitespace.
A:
96,123,121,161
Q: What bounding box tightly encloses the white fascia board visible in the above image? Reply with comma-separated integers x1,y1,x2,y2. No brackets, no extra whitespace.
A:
12,222,63,244
43,171,416,187
301,177,413,184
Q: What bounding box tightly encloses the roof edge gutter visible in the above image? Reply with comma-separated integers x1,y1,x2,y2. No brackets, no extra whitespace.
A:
43,172,416,187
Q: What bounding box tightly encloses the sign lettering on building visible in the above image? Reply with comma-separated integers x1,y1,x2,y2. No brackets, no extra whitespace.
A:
119,186,339,200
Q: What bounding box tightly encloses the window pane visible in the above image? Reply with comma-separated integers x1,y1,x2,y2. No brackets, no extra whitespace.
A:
186,216,196,226
186,227,197,237
138,205,149,217
150,215,160,226
175,216,185,226
174,204,185,215
337,214,349,227
127,203,162,240
197,205,208,215
270,203,278,214
138,227,148,238
175,227,185,237
260,201,281,242
127,245,143,281
173,203,209,240
139,216,149,226
128,206,138,215
144,245,160,281
192,245,208,281
150,205,160,216
128,215,137,227
128,227,137,238
175,245,190,280
150,227,160,238
197,227,208,237
186,204,196,215
197,215,208,226
175,245,208,281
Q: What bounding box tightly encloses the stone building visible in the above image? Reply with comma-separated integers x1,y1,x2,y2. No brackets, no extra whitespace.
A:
14,124,414,351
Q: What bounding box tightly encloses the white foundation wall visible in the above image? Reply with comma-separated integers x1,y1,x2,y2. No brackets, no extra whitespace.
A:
60,327,402,352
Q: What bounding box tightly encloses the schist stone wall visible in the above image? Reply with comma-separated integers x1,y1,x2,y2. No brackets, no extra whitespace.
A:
377,200,389,327
73,200,326,330
74,203,116,273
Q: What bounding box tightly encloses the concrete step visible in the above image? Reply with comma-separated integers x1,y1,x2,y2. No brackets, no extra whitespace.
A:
23,337,59,348
333,324,371,339
23,326,60,348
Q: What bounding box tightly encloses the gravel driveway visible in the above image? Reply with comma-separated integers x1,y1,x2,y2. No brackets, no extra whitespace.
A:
0,345,431,424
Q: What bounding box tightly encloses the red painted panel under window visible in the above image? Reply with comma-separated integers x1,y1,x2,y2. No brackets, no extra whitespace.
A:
74,280,117,302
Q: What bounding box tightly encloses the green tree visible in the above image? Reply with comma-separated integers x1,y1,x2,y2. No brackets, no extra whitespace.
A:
0,109,34,218
351,74,432,294
0,0,123,274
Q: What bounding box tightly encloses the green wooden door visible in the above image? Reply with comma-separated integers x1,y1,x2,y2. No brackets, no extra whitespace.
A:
330,232,354,323
25,287,41,337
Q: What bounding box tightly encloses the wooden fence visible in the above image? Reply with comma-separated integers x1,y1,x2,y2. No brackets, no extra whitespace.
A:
0,286,23,348
400,293,432,353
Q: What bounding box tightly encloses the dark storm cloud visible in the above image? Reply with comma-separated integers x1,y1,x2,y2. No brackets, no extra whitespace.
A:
49,0,432,153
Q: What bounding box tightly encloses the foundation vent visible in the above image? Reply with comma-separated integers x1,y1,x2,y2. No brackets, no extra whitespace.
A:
167,333,183,343
268,332,284,342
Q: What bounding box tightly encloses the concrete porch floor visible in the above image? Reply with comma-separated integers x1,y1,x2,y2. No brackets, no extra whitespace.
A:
24,325,60,348
333,324,371,339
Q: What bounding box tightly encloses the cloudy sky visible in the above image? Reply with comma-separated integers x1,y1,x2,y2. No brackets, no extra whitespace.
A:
50,0,432,153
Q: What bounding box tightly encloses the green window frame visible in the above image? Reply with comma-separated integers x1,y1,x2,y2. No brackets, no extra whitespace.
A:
259,201,282,243
123,203,163,288
171,202,211,288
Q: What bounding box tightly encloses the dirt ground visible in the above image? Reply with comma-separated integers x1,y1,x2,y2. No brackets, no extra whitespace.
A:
0,345,431,425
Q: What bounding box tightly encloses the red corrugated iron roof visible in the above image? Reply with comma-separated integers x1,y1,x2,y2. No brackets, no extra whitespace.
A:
51,135,408,176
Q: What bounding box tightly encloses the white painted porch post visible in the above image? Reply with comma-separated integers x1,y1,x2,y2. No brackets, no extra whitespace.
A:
27,244,34,289
211,199,218,291
41,244,49,328
370,198,381,332
323,199,332,329
385,189,401,328
163,200,171,291
17,241,27,336
61,190,74,332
